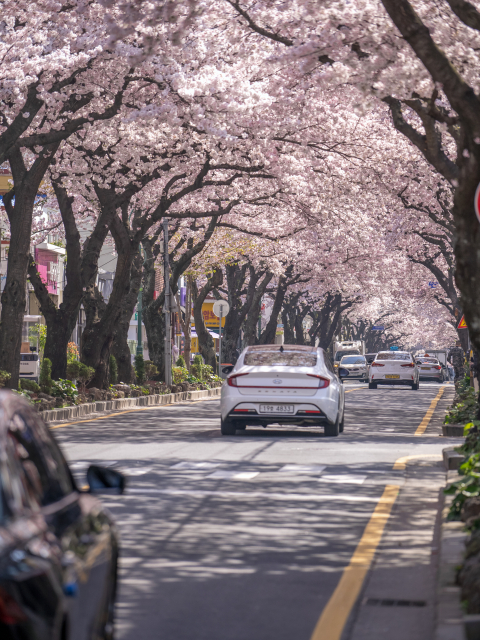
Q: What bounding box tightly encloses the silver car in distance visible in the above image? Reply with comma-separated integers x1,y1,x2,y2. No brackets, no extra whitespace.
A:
220,345,345,437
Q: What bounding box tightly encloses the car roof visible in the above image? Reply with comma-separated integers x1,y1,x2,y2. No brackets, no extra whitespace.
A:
245,345,319,352
377,351,411,356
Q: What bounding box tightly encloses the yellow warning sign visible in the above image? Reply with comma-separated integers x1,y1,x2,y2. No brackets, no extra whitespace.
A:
458,315,468,329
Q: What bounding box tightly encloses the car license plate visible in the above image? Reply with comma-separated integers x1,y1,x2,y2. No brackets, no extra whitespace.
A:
421,367,430,370
385,374,400,379
259,404,294,414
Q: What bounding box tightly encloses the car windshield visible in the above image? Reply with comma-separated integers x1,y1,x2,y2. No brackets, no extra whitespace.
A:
341,356,366,364
244,348,317,367
376,353,412,361
334,350,360,361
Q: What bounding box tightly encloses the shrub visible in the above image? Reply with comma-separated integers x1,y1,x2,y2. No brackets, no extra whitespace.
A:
176,355,186,368
67,342,79,363
19,378,40,393
109,355,118,385
172,366,188,384
192,354,203,365
134,354,145,384
39,358,52,392
66,361,81,381
76,363,95,391
144,360,158,380
0,370,11,388
51,379,78,401
445,385,478,425
67,361,95,391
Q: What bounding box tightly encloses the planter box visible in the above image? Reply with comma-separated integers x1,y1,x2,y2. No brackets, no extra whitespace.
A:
443,447,465,470
443,423,467,437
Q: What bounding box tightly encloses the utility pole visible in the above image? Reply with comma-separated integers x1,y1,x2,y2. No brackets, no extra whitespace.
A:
163,218,172,386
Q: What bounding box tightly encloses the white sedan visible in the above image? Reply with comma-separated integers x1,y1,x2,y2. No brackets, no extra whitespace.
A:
220,345,345,436
369,351,419,390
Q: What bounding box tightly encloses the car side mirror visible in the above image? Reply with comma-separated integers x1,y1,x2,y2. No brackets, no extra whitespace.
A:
86,465,126,495
338,367,349,379
222,365,234,375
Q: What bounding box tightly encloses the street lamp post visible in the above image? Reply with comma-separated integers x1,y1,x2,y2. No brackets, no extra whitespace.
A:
163,218,172,386
136,286,143,357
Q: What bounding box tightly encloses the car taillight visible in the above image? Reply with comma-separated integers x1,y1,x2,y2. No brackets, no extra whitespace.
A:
306,374,330,388
371,362,384,367
401,363,415,368
434,365,442,370
227,373,249,387
0,587,27,624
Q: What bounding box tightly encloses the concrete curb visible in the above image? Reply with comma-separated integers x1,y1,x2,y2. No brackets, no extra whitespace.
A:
44,386,222,424
443,447,465,471
436,480,468,640
443,424,466,438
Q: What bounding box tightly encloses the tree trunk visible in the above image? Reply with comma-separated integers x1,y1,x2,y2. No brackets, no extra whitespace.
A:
222,264,264,364
81,213,138,389
243,272,273,346
193,269,223,368
0,147,57,387
258,272,291,345
112,253,142,384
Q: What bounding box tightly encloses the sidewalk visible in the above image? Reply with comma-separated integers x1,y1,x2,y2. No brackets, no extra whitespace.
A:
45,386,221,426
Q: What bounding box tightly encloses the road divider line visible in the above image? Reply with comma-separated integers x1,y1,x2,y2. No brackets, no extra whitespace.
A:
345,387,369,394
309,484,400,640
414,386,445,436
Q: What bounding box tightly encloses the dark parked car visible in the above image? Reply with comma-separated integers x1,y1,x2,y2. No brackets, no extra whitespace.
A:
365,353,377,365
0,392,125,640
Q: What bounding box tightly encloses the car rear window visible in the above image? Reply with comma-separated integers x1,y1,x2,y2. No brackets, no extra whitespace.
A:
417,358,438,364
341,356,366,364
244,349,317,367
334,350,360,361
376,353,412,361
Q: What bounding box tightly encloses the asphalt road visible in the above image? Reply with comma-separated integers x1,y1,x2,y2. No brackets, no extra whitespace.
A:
53,381,458,640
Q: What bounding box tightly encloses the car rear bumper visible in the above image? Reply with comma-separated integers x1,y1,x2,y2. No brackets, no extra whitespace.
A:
372,379,415,386
419,374,443,381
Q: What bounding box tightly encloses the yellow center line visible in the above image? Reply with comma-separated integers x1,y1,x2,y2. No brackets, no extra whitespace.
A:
414,386,445,436
309,484,400,640
345,387,369,394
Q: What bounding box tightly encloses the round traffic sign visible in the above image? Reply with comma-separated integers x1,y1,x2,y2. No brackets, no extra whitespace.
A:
213,300,230,317
303,315,313,329
475,182,480,224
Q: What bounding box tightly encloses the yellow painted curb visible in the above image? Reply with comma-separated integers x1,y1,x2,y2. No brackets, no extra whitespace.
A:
414,386,445,436
309,484,400,640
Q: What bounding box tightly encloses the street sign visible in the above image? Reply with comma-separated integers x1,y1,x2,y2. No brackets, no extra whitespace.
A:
212,300,230,317
303,315,313,329
458,315,468,329
371,325,384,331
212,300,230,377
475,183,480,224
428,281,438,288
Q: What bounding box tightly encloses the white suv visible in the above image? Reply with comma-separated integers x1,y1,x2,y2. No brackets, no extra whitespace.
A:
369,351,419,390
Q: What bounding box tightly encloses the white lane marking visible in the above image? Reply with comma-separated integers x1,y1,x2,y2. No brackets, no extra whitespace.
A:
278,464,327,474
318,474,367,485
127,488,381,503
70,460,118,469
171,461,220,470
207,471,259,480
122,467,152,476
